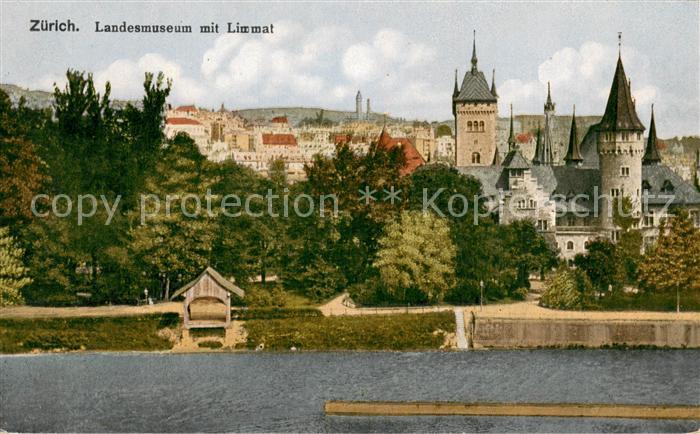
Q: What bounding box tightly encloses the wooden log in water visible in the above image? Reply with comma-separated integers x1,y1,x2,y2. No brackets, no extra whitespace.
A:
324,401,700,420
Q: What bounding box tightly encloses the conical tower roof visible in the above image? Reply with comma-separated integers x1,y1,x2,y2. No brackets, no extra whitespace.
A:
642,105,661,165
507,104,516,150
599,56,645,131
564,106,583,165
532,124,542,165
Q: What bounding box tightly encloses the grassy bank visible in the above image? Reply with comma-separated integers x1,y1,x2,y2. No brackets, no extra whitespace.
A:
585,291,700,312
243,312,455,351
0,313,179,354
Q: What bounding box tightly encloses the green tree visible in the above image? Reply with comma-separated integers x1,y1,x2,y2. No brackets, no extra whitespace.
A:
0,227,30,306
129,133,216,299
638,210,700,311
436,124,452,137
540,266,593,310
374,211,456,304
574,239,625,292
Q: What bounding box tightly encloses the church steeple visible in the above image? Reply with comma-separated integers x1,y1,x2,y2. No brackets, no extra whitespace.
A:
470,30,478,73
490,69,498,97
642,104,661,165
508,104,516,150
564,105,583,166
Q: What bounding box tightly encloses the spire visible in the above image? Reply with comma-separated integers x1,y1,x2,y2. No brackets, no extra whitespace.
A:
491,147,501,166
470,30,478,73
544,82,555,113
507,104,516,150
565,105,583,166
453,69,459,97
490,69,498,97
642,104,661,165
599,54,645,131
532,123,542,165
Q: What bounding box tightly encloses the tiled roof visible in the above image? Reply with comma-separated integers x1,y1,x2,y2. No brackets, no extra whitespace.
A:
643,165,700,205
170,267,245,300
599,57,645,131
375,128,424,176
454,70,498,103
175,105,197,112
262,133,297,146
271,116,288,124
167,117,202,125
502,149,531,169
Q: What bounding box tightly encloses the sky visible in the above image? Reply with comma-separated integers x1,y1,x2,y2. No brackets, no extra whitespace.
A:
1,1,698,136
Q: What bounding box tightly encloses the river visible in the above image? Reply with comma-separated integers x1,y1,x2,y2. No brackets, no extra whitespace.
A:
1,350,698,432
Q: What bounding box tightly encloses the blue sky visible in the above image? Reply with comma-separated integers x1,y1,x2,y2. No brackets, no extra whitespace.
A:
1,1,698,136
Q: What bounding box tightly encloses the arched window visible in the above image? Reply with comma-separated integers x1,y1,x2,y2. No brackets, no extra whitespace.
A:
661,180,674,194
566,241,574,251
472,152,481,164
479,121,485,131
467,121,473,132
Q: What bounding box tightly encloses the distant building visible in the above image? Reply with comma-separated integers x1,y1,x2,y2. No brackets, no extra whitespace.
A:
356,90,363,120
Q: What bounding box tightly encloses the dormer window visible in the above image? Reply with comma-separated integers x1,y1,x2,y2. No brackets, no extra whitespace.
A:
642,180,651,194
661,180,675,194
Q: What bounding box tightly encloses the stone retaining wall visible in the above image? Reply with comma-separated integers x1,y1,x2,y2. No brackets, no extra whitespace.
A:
470,317,700,348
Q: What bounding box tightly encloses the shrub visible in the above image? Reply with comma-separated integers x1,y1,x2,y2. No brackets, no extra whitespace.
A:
540,267,593,310
231,307,322,320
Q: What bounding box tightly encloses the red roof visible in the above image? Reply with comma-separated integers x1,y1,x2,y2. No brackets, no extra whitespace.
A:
175,105,197,112
262,133,297,146
334,134,352,144
375,128,424,176
271,116,289,124
516,132,533,143
167,117,202,126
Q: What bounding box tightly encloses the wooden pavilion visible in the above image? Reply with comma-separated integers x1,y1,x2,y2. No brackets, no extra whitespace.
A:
170,267,245,329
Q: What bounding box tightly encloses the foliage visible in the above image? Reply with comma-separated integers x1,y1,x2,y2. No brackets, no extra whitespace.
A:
573,239,626,292
638,210,700,296
298,109,336,127
436,124,452,137
243,312,454,351
0,137,49,224
0,313,179,353
540,266,594,310
0,227,30,306
232,307,322,320
374,211,456,304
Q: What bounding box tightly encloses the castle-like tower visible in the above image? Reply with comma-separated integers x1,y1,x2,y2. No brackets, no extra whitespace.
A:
356,90,363,120
453,32,498,166
597,54,645,234
534,82,555,165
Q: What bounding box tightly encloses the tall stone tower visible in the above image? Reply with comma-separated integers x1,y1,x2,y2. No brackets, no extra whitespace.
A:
366,98,371,119
453,31,498,167
597,54,645,234
356,90,363,120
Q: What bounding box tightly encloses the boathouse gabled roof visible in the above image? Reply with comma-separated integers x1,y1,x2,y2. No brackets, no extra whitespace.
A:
170,267,245,300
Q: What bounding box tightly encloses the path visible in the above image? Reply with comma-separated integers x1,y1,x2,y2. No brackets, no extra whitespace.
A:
0,302,182,319
319,292,700,321
454,308,468,349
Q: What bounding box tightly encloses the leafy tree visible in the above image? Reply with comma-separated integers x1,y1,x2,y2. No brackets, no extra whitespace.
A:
129,133,217,299
574,239,625,292
436,124,452,137
0,138,49,224
0,226,30,306
539,266,593,310
638,210,700,311
374,211,456,304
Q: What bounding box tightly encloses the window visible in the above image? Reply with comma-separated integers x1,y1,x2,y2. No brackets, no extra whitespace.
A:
471,152,481,164
661,180,674,194
637,132,642,140
621,166,630,177
612,230,620,242
642,180,651,194
467,121,473,132
622,132,630,141
537,219,548,231
479,121,485,132
566,241,574,251
567,216,576,226
611,188,620,198
529,199,536,208
518,199,526,209
644,211,654,228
